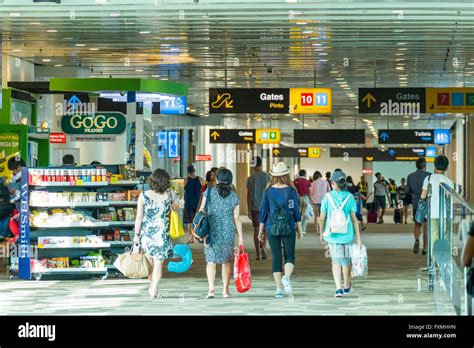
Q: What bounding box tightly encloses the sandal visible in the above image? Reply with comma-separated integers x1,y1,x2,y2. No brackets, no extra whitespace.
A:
206,289,215,299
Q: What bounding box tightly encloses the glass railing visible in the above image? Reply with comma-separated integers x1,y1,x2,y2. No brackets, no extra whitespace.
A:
434,182,473,315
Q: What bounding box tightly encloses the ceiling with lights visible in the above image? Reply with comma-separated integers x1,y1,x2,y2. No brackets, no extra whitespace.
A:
0,0,472,144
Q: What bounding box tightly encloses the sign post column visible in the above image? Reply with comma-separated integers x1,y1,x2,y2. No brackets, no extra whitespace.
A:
128,92,143,170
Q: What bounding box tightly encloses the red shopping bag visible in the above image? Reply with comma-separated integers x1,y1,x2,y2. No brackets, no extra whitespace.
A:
234,246,251,293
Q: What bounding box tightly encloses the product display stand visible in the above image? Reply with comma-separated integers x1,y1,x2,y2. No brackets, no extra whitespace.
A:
22,167,143,281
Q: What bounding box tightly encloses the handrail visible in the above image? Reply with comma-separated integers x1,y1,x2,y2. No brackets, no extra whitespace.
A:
440,182,474,213
436,181,473,315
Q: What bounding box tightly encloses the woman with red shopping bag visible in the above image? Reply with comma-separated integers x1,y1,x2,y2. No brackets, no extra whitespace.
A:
198,168,244,299
234,245,251,293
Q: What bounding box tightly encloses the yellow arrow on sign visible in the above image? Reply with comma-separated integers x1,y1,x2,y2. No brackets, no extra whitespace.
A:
362,93,376,108
273,149,280,156
210,131,220,141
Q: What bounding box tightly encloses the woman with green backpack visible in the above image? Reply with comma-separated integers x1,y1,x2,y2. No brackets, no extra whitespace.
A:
258,162,303,299
319,171,362,298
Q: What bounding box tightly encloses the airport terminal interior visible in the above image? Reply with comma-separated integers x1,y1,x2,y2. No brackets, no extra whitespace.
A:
0,0,473,316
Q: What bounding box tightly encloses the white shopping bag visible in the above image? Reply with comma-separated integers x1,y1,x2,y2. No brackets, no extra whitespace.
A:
351,244,368,277
305,204,314,219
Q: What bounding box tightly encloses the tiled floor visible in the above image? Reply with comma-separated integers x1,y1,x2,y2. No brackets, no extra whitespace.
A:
0,220,456,315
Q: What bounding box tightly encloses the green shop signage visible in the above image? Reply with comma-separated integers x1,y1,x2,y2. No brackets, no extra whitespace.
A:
61,112,127,135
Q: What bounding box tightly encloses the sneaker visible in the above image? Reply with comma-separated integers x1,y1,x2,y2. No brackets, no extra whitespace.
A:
261,248,268,260
343,282,352,295
335,289,344,298
281,275,293,296
274,288,284,298
413,239,420,254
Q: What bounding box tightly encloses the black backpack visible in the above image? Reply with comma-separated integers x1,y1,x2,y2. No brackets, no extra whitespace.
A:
268,189,293,237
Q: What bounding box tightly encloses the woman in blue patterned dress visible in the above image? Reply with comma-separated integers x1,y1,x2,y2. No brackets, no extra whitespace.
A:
134,169,178,299
199,168,244,299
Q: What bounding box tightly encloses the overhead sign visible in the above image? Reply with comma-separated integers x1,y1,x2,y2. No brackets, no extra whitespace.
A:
209,129,255,144
256,129,281,144
160,96,186,115
61,112,127,135
378,129,450,144
358,88,426,114
209,88,289,114
330,147,425,161
290,88,332,114
434,129,450,145
49,132,67,144
426,87,474,114
294,129,365,144
272,147,308,158
308,147,321,158
168,131,179,158
195,154,212,161
425,147,437,158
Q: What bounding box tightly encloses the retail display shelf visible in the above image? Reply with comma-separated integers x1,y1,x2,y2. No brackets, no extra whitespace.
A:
30,181,141,188
38,243,111,249
30,201,137,208
107,221,135,227
108,201,138,206
31,221,110,229
32,267,108,274
29,181,108,188
30,202,109,208
108,241,133,246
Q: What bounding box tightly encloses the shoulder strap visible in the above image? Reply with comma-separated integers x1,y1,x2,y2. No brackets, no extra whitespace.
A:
339,194,351,210
327,193,338,210
204,187,212,211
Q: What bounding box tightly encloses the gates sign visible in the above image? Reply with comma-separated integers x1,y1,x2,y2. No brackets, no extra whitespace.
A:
61,112,127,135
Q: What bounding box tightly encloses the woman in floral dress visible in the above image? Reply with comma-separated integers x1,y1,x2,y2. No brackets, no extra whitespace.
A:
199,168,244,299
134,169,178,298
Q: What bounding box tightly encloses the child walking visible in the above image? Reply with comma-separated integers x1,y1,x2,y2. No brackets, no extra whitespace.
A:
318,171,362,298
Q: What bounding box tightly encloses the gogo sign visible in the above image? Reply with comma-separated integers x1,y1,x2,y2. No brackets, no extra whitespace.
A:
61,112,127,135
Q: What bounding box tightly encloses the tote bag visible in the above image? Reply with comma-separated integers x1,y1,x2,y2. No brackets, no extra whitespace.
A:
170,210,185,239
114,246,153,279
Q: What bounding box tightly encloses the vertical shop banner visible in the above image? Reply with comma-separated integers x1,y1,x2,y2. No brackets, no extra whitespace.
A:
0,132,21,182
168,131,179,158
19,167,31,279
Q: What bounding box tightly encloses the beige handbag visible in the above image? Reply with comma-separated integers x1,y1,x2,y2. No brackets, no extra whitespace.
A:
114,246,153,279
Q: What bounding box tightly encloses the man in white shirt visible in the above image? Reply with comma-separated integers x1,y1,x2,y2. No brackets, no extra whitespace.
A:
420,155,453,255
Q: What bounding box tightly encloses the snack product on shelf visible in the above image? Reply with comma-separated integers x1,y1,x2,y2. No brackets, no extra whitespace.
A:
30,209,97,227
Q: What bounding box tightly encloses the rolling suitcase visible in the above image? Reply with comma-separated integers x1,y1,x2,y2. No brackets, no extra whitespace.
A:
367,211,377,224
394,209,402,224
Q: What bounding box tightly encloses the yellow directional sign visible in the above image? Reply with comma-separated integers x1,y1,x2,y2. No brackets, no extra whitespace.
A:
211,93,234,109
289,88,332,114
210,131,220,141
256,129,281,144
426,87,474,113
362,93,376,108
273,148,280,156
308,147,321,158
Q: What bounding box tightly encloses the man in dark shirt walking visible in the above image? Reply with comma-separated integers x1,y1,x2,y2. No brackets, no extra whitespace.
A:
406,157,431,255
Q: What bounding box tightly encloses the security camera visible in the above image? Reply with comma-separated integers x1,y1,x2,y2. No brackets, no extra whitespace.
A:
120,91,126,96
267,67,273,74
330,116,336,125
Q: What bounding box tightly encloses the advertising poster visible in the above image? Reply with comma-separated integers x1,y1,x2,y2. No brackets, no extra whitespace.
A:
0,132,21,183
